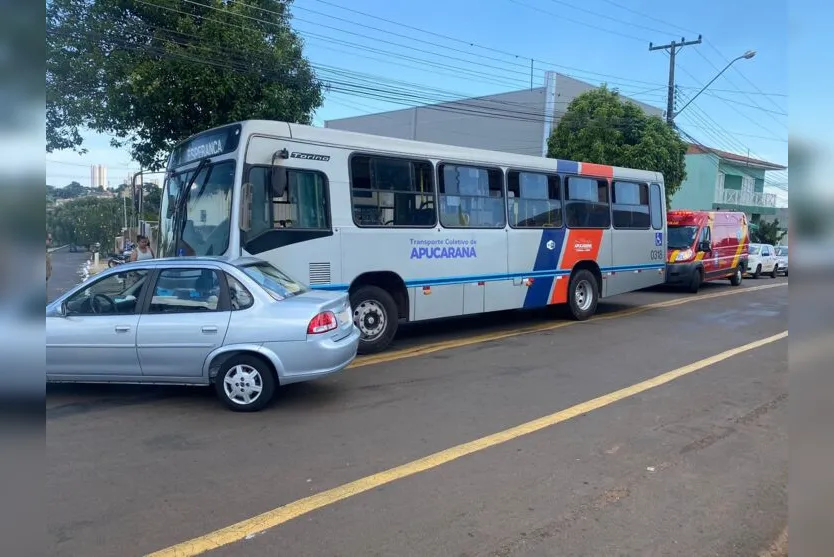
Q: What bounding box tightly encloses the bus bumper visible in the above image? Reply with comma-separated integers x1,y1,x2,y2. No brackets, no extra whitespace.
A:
665,262,699,286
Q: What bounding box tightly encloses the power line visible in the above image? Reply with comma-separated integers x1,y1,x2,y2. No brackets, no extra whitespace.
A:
674,60,786,141
509,0,649,42
691,48,787,129
596,0,699,36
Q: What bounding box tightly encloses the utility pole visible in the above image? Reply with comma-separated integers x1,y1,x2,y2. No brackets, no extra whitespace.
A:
649,35,702,126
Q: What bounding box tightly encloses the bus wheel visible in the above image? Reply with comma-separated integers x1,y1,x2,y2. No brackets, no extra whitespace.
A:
730,266,743,286
351,285,398,355
567,269,599,321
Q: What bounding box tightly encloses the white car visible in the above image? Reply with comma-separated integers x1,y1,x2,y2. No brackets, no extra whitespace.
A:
775,245,789,276
746,243,780,278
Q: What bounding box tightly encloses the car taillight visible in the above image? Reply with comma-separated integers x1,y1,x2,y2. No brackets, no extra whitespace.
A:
308,311,338,334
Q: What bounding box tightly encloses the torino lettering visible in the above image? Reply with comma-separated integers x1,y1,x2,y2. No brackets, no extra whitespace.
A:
410,246,477,259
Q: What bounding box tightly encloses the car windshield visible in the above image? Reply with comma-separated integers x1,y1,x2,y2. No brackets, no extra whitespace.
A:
667,225,698,249
240,262,307,301
749,245,761,254
160,160,235,258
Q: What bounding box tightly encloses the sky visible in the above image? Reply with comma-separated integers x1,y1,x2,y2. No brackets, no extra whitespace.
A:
45,0,789,204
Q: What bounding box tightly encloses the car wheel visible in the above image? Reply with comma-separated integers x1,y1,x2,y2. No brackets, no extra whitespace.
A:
351,285,399,355
687,268,703,294
567,269,599,321
730,266,743,286
215,355,276,412
770,265,778,279
752,264,762,279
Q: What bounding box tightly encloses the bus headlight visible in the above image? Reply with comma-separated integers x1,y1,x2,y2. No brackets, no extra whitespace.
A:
674,249,694,262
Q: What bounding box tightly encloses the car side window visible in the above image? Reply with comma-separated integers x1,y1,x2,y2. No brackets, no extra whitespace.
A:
148,269,222,314
762,246,771,256
226,274,254,310
64,270,148,316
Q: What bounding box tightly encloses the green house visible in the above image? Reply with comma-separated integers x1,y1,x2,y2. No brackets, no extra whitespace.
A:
671,144,787,223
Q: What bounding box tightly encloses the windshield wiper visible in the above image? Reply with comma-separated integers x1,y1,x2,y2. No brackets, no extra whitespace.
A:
171,158,211,255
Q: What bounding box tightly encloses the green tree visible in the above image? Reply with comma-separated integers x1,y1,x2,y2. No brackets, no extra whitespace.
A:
47,197,130,250
142,184,162,221
752,219,787,245
547,86,687,207
47,0,322,169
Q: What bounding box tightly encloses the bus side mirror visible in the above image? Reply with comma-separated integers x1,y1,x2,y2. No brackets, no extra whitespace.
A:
271,167,287,198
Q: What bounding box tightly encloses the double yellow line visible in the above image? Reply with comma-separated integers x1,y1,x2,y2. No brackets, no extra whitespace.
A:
146,282,787,557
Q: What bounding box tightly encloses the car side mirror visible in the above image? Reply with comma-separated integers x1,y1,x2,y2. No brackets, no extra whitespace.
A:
698,240,712,252
60,301,69,317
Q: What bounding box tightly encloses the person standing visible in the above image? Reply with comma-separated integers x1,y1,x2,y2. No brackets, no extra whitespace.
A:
130,235,155,261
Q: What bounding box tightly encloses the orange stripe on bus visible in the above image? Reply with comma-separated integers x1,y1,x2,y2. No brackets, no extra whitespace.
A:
550,229,604,304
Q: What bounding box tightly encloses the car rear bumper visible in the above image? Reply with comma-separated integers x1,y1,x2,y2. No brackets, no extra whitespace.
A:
268,326,361,385
665,262,699,285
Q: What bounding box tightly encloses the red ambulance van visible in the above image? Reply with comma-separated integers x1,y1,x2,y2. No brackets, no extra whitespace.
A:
665,210,749,293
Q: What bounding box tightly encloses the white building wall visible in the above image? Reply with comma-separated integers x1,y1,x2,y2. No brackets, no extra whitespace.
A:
325,73,664,158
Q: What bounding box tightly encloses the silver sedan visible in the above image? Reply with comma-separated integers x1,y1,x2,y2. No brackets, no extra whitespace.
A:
46,256,360,411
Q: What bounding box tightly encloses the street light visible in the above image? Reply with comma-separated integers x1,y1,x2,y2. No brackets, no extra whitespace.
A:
673,50,756,120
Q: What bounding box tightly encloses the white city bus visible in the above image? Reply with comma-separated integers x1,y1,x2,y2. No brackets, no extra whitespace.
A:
159,120,668,354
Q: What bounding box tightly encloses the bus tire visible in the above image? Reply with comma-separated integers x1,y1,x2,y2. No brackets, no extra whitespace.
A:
730,266,743,286
567,269,599,321
351,285,398,355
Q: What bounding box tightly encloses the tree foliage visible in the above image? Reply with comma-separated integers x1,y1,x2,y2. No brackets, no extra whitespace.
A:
47,197,129,250
547,86,687,206
752,219,787,246
47,0,323,169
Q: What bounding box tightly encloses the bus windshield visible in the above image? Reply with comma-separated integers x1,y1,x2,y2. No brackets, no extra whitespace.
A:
160,160,236,257
667,225,698,249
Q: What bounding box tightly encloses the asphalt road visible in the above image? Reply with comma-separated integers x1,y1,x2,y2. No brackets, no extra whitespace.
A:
46,263,788,557
47,248,93,303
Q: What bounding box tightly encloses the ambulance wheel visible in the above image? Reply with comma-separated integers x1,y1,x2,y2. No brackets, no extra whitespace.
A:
770,265,779,279
730,266,743,286
567,269,598,321
351,285,398,355
752,264,762,279
688,268,703,294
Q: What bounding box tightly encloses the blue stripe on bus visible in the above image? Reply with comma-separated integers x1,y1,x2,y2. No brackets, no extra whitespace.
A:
556,160,579,174
523,228,566,309
308,263,665,292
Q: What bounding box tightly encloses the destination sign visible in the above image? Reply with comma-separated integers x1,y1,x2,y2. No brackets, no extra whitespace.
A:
170,124,242,168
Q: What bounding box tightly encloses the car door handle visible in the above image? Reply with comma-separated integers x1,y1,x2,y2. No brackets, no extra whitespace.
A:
202,326,218,334
115,326,131,333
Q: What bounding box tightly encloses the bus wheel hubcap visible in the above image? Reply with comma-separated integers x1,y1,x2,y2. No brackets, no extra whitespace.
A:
575,280,593,312
355,300,386,341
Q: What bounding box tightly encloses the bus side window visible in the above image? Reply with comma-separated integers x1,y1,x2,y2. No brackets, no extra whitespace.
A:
350,155,436,227
612,181,650,229
565,176,610,229
438,164,505,229
650,183,664,230
245,166,331,233
507,171,562,228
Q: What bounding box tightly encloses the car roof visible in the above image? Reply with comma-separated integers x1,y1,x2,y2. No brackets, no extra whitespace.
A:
107,255,263,271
